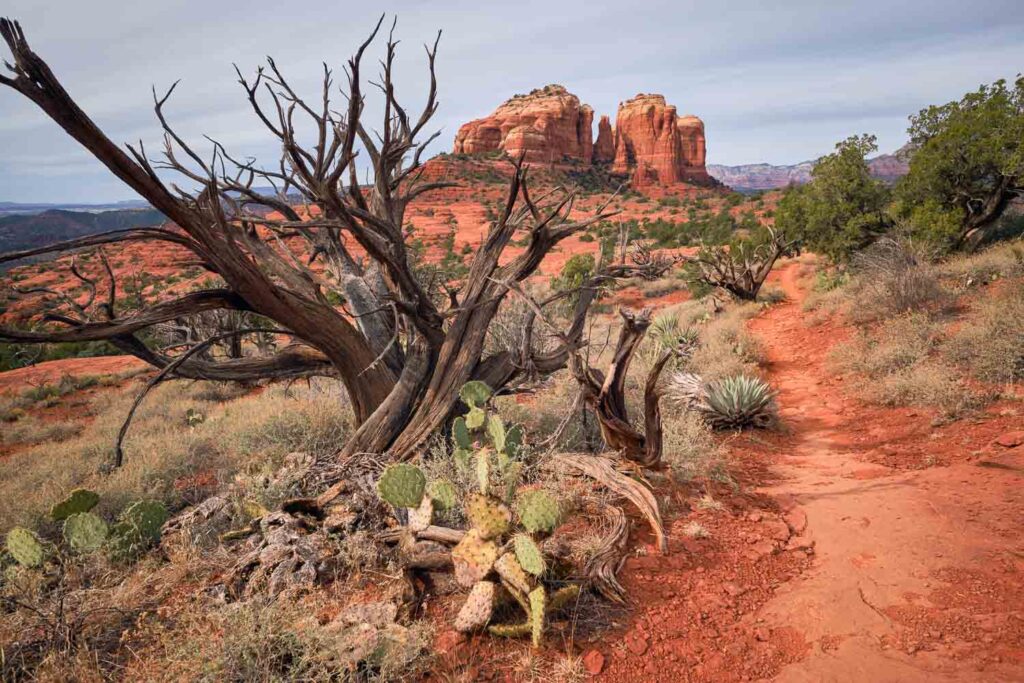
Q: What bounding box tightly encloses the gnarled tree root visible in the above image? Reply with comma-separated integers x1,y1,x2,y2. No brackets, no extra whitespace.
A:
583,504,631,603
550,452,667,554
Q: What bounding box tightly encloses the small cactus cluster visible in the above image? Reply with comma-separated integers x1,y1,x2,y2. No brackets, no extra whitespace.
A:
4,489,169,569
375,381,578,647
668,372,777,430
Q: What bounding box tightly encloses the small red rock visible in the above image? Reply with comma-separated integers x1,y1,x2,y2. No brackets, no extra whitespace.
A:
582,649,605,675
435,629,464,655
994,431,1024,448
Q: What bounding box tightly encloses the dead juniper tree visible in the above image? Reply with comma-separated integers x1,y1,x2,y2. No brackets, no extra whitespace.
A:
0,17,666,486
688,226,800,300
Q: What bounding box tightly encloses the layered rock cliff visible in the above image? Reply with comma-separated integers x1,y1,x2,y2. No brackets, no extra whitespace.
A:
453,84,594,164
610,94,713,186
452,86,715,187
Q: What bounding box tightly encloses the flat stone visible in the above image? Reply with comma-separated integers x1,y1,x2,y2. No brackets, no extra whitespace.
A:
583,649,606,675
994,431,1024,448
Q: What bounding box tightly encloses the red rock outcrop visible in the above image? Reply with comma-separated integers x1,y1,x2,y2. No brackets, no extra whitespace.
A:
453,84,594,164
593,115,615,163
610,94,714,185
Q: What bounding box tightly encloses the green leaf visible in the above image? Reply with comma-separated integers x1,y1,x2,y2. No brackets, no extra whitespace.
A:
465,406,486,430
459,381,492,408
453,417,472,449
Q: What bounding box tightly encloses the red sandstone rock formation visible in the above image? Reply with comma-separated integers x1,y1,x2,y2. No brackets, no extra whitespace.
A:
453,84,594,164
593,115,615,163
610,94,714,185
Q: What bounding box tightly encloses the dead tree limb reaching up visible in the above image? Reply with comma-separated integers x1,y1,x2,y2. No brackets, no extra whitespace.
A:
0,16,669,470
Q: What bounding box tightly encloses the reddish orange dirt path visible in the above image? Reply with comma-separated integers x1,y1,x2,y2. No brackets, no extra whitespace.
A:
596,261,1022,682
749,264,1023,681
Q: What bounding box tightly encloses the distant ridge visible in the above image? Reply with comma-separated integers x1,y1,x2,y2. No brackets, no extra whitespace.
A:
708,145,912,192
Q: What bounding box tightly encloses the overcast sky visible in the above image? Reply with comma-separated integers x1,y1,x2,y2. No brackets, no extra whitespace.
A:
1,0,1022,203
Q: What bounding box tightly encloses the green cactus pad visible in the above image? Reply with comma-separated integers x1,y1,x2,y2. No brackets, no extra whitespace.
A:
427,479,458,512
376,463,426,509
453,580,497,633
529,585,546,648
488,621,531,638
515,490,561,534
121,500,168,543
454,448,473,471
465,406,486,430
465,493,511,540
451,529,498,588
453,417,472,449
63,512,109,553
459,381,492,408
105,521,146,564
548,584,582,613
487,414,506,453
6,527,45,568
476,449,490,495
513,533,546,577
494,551,531,596
505,424,524,457
50,488,100,521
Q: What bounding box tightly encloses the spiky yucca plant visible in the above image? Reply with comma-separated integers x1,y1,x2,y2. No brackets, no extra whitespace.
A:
702,375,777,429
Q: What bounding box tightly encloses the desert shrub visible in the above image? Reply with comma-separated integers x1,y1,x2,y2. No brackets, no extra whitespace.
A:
936,238,1024,289
942,283,1024,385
845,237,952,323
687,303,765,380
830,313,981,416
661,410,730,484
0,380,351,534
0,416,83,447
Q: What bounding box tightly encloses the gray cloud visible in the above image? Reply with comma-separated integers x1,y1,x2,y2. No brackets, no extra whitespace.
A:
1,0,1021,202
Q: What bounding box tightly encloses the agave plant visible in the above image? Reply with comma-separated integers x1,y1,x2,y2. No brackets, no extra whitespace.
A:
701,375,777,429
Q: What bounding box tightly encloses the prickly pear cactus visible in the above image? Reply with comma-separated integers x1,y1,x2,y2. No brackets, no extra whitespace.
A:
528,586,546,648
513,533,546,577
494,551,531,596
452,417,472,449
465,493,511,540
475,449,491,495
407,495,434,533
50,488,100,521
376,463,426,509
504,424,524,457
121,500,168,543
465,406,486,430
451,529,498,588
515,490,561,534
487,414,506,453
105,521,145,564
427,480,457,512
488,622,531,638
453,580,497,632
63,512,109,553
548,584,582,613
6,527,45,568
459,380,492,408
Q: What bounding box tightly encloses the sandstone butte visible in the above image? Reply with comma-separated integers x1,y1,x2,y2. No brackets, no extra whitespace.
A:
452,85,717,188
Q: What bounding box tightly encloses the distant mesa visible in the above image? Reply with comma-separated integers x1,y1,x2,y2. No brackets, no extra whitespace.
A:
451,85,718,188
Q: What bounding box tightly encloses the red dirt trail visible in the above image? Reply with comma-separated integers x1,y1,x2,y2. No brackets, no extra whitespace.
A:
596,261,1022,682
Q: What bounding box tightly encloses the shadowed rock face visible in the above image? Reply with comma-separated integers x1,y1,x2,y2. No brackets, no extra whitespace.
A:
593,115,615,164
611,94,714,186
453,84,594,164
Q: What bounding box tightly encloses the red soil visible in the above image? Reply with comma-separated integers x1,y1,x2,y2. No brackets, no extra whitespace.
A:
0,355,144,396
592,262,1023,681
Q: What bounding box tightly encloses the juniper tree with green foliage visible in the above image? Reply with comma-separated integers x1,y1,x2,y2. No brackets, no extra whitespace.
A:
774,134,892,262
892,76,1023,251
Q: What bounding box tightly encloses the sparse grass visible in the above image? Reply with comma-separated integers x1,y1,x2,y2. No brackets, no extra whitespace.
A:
0,379,352,535
688,302,765,381
682,520,710,538
661,410,731,484
942,282,1024,386
0,415,83,447
830,313,982,417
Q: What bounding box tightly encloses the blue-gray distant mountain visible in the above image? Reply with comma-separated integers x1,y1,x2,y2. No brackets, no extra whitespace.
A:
0,208,166,259
708,146,912,192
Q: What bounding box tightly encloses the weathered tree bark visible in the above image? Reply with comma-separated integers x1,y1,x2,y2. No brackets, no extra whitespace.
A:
1,16,670,476
689,227,800,300
569,309,673,468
